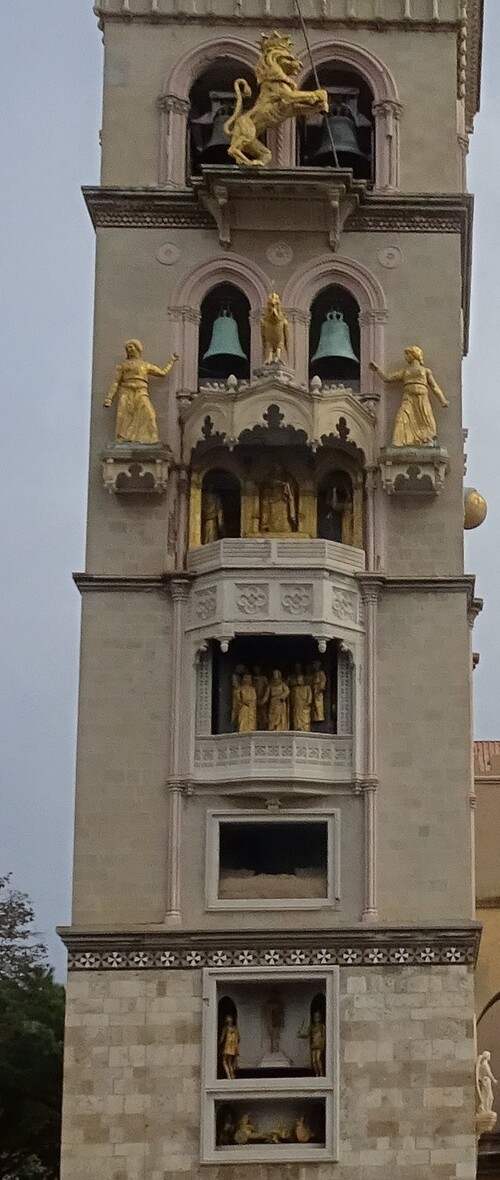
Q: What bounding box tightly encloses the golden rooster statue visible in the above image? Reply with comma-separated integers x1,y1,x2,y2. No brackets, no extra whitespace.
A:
261,292,289,364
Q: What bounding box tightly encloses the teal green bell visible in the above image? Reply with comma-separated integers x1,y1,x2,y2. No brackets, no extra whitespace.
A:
311,310,359,365
203,309,247,363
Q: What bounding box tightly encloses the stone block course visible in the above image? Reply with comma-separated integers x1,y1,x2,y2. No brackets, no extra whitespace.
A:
60,965,476,1180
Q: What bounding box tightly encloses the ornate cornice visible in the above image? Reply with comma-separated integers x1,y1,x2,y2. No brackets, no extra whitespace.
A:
358,573,477,610
73,572,194,593
59,923,480,971
83,188,212,230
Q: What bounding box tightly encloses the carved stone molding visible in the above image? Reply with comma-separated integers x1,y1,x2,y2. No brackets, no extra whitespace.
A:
101,445,173,494
194,166,367,252
60,923,481,971
379,444,450,497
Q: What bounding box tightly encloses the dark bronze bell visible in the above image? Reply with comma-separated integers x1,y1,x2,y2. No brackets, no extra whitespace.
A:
312,106,369,167
190,91,234,164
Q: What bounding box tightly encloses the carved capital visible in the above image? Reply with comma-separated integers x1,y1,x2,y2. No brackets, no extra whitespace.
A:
358,309,390,326
158,93,190,116
372,99,403,125
468,596,483,627
358,575,384,606
170,577,191,603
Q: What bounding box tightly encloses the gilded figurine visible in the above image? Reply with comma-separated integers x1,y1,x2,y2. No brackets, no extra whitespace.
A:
310,661,327,723
218,1014,240,1080
223,32,328,168
261,292,289,364
234,1114,259,1144
298,1009,326,1077
231,665,247,726
290,674,312,732
370,347,448,447
236,673,258,733
104,339,178,445
293,1116,314,1143
260,468,297,534
201,490,224,544
252,666,269,730
477,1051,498,1115
266,669,290,731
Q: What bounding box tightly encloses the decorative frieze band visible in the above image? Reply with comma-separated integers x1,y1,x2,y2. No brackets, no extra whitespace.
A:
83,188,472,237
61,925,480,971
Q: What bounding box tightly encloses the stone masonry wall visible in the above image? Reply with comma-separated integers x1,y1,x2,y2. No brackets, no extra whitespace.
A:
60,965,477,1180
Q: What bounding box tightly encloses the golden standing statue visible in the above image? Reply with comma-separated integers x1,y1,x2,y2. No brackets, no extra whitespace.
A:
252,666,269,729
224,32,328,168
370,347,448,447
104,339,178,445
310,661,327,723
298,1010,326,1077
265,669,290,731
261,292,289,364
290,674,312,731
260,468,297,534
235,673,258,733
201,491,224,544
218,1014,240,1080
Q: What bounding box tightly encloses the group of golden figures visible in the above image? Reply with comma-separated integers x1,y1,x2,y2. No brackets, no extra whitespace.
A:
232,662,328,734
218,1005,323,1080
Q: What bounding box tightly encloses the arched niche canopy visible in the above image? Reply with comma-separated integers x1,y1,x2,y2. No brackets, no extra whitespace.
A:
282,255,388,395
170,254,271,390
278,41,401,192
298,65,374,182
309,284,360,388
158,39,260,188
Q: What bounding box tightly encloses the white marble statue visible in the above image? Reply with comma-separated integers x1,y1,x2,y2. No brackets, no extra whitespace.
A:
476,1051,498,1114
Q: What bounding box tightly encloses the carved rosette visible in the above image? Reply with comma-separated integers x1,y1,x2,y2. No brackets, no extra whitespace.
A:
378,445,450,497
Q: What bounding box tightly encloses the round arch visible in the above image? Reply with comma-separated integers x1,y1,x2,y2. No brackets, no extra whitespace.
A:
172,255,272,389
283,255,387,391
163,37,259,103
283,254,387,315
159,39,260,186
297,40,399,104
278,40,401,189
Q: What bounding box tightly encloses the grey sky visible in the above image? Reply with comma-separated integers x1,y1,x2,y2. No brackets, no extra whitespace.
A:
0,2,498,977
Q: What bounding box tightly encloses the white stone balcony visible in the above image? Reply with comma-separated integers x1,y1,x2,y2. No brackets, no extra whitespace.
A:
187,537,365,576
186,539,364,646
193,731,353,785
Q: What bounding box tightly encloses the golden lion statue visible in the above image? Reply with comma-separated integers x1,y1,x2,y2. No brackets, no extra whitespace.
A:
224,32,328,168
261,292,289,364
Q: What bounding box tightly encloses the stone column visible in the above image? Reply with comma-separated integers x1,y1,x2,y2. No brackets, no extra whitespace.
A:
468,596,482,916
158,95,191,188
372,100,402,193
165,577,191,923
359,576,383,922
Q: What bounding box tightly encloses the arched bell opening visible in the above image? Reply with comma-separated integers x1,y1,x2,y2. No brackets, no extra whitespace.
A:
198,283,251,384
317,470,354,545
201,468,241,543
309,285,360,386
188,60,256,175
298,65,374,181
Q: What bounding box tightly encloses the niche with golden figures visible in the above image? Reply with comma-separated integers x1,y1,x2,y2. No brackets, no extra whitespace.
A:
189,449,364,550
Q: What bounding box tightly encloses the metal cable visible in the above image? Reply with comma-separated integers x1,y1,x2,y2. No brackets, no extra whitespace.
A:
292,0,339,167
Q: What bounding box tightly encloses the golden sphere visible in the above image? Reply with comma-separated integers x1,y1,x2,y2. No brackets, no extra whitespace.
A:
464,487,488,530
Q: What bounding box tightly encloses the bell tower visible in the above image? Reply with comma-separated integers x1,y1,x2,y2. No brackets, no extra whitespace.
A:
60,2,486,1178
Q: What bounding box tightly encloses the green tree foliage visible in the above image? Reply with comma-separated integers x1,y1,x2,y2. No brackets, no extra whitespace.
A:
0,875,65,1179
